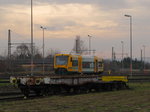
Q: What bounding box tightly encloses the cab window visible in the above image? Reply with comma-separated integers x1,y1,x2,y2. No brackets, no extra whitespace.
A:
56,56,68,65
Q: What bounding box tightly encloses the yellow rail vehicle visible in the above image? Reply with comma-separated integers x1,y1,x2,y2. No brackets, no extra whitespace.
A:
54,54,104,75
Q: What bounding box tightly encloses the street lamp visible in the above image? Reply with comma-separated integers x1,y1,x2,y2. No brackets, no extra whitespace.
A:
31,0,34,75
40,26,46,75
124,14,132,77
121,41,124,73
88,35,92,55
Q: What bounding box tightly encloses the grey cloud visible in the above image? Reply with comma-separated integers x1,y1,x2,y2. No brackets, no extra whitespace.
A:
0,0,128,10
37,0,128,10
47,21,81,31
0,0,28,5
137,1,150,9
35,20,79,31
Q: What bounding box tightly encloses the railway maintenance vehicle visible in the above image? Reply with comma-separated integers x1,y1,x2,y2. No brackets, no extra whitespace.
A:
10,54,128,97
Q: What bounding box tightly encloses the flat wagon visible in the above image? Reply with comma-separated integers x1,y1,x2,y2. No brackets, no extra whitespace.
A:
10,74,128,97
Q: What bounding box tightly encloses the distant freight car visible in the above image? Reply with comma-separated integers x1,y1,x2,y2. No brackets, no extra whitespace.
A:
54,54,104,75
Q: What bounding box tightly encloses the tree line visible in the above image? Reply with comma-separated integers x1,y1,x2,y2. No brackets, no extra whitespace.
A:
0,44,60,73
0,43,150,74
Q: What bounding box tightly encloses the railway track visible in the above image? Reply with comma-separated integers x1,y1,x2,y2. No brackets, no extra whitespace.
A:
128,74,150,82
0,87,131,102
0,91,22,96
0,90,24,102
0,80,9,83
0,90,94,102
0,95,24,102
0,95,44,102
0,91,42,102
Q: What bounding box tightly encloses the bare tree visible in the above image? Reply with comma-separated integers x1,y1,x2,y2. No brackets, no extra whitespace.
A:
34,46,42,59
15,43,31,59
12,43,42,59
46,49,61,58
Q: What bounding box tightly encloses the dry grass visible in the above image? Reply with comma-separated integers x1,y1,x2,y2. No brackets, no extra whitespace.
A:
0,83,150,112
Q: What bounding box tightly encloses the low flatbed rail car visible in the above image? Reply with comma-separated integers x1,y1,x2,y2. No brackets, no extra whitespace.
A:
10,74,128,97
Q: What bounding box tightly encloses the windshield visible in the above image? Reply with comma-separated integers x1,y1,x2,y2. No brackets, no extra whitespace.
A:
56,56,68,65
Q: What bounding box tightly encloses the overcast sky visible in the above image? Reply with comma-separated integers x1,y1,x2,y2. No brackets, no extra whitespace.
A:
0,0,150,59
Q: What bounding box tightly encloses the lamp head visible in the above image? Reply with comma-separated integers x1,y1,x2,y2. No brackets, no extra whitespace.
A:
124,14,131,17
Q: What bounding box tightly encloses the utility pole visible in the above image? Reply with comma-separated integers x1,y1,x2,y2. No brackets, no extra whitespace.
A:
121,41,124,73
141,49,143,71
111,47,115,72
31,0,34,75
8,29,11,72
88,35,93,55
112,47,114,61
124,14,133,77
143,45,145,72
8,29,11,59
40,26,46,75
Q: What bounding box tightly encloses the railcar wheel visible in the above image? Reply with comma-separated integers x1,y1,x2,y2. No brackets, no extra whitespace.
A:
34,90,42,96
119,82,128,90
72,87,80,94
92,83,100,92
52,85,61,94
63,86,71,94
125,83,129,89
79,85,89,94
20,86,30,97
43,85,50,96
